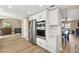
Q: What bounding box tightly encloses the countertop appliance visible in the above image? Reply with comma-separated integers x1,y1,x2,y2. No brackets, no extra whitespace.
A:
29,19,36,44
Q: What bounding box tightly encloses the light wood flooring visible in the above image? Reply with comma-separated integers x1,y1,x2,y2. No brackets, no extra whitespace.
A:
0,34,79,53
61,34,79,53
0,34,49,53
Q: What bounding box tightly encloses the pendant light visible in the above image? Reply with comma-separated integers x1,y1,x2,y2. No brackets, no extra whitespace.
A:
65,8,68,20
65,8,72,21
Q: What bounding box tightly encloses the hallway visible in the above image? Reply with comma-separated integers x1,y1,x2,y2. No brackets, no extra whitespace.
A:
62,34,79,53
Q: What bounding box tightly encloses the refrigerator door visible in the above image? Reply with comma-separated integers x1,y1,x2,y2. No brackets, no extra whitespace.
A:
29,19,36,44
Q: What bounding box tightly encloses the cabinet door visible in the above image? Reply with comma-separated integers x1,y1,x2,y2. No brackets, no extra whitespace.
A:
48,8,59,25
36,37,47,49
36,37,42,46
39,10,47,20
41,39,47,49
46,36,57,52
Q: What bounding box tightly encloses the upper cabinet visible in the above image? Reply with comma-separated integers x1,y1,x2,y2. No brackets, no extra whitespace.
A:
48,8,60,25
29,10,47,21
39,10,47,21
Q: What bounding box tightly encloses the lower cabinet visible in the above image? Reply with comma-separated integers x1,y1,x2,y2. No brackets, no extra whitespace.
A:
47,41,57,52
46,36,57,52
36,36,58,53
36,37,47,49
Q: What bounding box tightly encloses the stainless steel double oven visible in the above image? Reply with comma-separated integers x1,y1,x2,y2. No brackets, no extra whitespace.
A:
36,20,46,39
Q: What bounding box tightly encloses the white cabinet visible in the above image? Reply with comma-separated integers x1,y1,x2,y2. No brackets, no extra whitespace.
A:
36,37,47,49
46,35,57,52
29,8,62,53
45,8,62,52
36,37,42,46
29,10,47,21
48,8,59,25
39,10,47,21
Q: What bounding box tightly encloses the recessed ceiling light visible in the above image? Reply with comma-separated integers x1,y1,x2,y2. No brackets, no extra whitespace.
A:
8,5,12,8
27,11,30,14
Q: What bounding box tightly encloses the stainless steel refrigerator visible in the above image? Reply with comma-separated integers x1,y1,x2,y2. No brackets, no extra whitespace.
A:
29,19,36,44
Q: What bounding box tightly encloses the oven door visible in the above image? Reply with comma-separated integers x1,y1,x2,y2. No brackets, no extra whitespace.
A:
36,30,45,39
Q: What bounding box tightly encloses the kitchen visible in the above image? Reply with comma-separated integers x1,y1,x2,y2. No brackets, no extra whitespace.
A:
0,5,79,53
22,6,62,53
0,0,78,59
21,5,79,53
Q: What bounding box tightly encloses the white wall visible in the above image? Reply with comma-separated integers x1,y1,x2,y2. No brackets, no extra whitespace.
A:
62,8,79,20
61,8,79,34
0,19,21,33
70,20,79,33
21,18,28,40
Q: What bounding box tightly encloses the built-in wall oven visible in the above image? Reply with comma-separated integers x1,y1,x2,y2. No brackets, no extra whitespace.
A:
36,20,46,39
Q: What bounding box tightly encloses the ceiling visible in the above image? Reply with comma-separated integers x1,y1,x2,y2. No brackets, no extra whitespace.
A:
0,5,79,20
0,5,49,19
55,5,79,9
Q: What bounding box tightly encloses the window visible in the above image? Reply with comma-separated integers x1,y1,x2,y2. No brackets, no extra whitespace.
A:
3,22,11,28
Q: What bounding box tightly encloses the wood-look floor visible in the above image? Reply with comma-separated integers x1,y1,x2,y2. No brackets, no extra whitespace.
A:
0,34,49,53
61,34,79,53
0,34,79,53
